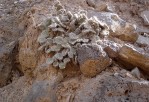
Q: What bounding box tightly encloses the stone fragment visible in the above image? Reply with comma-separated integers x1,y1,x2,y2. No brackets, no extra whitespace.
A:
0,76,30,102
101,40,149,73
118,45,149,74
24,81,57,102
141,10,149,25
18,24,39,75
96,2,107,12
136,35,149,46
0,41,17,87
77,44,111,77
74,72,149,102
131,67,141,79
86,0,114,12
86,0,96,7
88,11,138,43
110,23,138,43
99,40,122,58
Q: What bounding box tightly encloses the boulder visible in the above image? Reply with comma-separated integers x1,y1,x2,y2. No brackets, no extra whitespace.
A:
118,45,149,73
88,11,138,43
86,0,96,7
0,76,30,102
18,25,39,75
77,44,111,77
0,42,16,87
0,3,29,87
102,40,149,73
110,23,138,43
74,72,149,102
0,63,63,102
100,40,122,58
24,80,57,102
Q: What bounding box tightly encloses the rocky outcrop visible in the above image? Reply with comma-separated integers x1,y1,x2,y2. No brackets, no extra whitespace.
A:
18,25,39,74
88,11,138,43
0,41,17,87
56,71,149,102
77,44,111,77
0,76,30,102
24,80,57,102
103,40,149,73
86,0,114,12
0,14,26,87
74,72,149,102
118,45,149,73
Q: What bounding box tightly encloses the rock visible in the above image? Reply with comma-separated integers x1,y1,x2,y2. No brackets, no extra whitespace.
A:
101,40,149,73
86,0,114,12
24,80,57,102
0,41,17,87
87,10,125,28
74,72,149,102
0,72,62,102
141,10,149,25
131,67,141,79
86,0,96,7
19,25,39,75
0,64,63,102
95,2,107,12
99,40,122,58
136,27,149,34
118,45,149,73
62,62,81,77
88,11,138,43
25,64,63,102
106,4,115,12
110,23,138,43
136,35,149,46
0,11,26,87
77,44,111,77
0,76,31,102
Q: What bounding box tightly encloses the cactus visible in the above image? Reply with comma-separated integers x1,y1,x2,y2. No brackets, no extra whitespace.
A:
37,0,109,69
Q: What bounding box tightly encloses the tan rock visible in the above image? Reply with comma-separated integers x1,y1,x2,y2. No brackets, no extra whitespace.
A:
0,76,31,102
61,62,81,77
80,58,111,77
19,24,40,75
0,41,17,87
74,72,149,102
118,45,149,74
77,44,111,77
24,80,57,102
96,2,107,12
102,40,149,73
86,0,114,12
88,11,138,43
110,23,138,43
131,67,141,79
101,40,122,58
86,0,96,7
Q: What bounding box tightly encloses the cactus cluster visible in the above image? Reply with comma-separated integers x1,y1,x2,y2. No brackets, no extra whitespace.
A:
37,1,109,69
